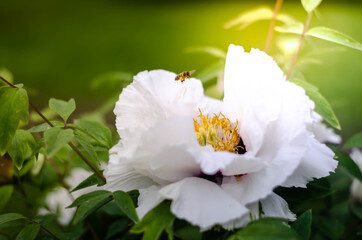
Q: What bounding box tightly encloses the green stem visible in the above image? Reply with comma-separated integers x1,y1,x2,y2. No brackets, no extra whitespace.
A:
0,76,106,183
286,12,312,80
265,0,283,53
28,219,60,240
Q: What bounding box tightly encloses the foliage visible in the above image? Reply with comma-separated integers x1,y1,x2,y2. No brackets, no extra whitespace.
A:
0,0,361,239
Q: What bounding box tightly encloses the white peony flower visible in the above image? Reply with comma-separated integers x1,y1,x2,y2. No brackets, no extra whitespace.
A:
350,148,362,204
39,168,93,225
105,44,337,230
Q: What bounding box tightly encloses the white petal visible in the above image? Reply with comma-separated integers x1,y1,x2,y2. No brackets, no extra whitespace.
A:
311,112,341,144
115,70,203,139
349,149,362,204
136,186,164,219
198,96,223,115
350,148,362,170
223,45,286,154
130,117,201,183
159,177,248,230
104,151,155,192
189,149,265,176
114,70,205,158
350,179,362,204
222,193,295,230
260,193,296,220
282,137,338,188
221,143,307,205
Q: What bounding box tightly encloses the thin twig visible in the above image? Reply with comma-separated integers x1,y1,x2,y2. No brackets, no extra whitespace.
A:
0,76,106,183
265,0,283,53
28,219,61,240
286,12,312,80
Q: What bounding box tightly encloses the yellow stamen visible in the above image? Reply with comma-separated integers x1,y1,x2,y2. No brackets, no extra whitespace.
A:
194,110,242,153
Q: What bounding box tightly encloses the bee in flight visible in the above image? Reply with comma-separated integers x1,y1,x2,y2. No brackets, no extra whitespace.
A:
175,70,195,83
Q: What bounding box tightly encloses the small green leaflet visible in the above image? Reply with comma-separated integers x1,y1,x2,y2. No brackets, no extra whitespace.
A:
0,185,14,211
343,132,362,148
49,98,76,122
0,68,14,83
224,7,300,30
8,129,37,169
131,201,175,240
72,171,106,192
196,61,225,84
27,121,64,133
275,25,362,51
72,120,113,148
292,210,312,240
227,218,302,240
301,0,323,13
16,223,40,240
44,127,74,157
306,27,362,51
0,87,29,155
186,46,226,59
113,191,139,223
0,213,26,225
91,71,133,89
275,23,304,34
291,78,341,130
68,190,113,224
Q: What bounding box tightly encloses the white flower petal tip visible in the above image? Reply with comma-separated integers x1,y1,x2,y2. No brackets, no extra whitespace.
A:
159,177,249,231
222,193,295,230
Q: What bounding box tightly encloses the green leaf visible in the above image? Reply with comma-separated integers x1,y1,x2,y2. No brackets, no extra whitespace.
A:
306,27,362,51
0,68,14,84
0,87,29,155
0,213,26,225
105,219,128,240
73,120,112,148
186,46,226,59
291,78,341,130
131,201,175,240
49,98,76,122
27,121,64,132
16,223,40,240
228,218,301,240
72,171,106,192
196,61,225,84
74,131,99,163
224,7,299,30
228,218,302,240
0,185,14,211
334,151,362,182
275,23,304,34
44,127,74,157
301,0,322,13
67,190,112,208
113,191,139,223
292,210,312,240
275,179,334,203
72,190,113,224
344,132,362,148
351,204,362,220
7,129,37,169
174,223,201,240
317,216,344,239
91,71,133,89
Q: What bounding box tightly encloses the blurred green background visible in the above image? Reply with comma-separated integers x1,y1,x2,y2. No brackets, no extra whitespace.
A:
0,0,361,139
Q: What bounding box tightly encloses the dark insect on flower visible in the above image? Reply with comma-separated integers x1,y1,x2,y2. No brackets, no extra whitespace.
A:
175,70,195,83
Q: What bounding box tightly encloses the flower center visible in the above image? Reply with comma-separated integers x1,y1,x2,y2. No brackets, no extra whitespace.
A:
194,110,245,154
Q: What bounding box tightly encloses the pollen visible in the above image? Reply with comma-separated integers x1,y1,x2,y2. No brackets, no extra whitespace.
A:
194,110,243,153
